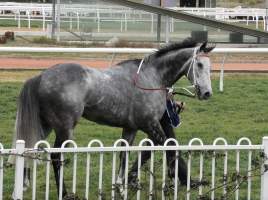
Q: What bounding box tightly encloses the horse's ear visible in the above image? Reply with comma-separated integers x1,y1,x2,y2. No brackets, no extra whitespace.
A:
199,42,215,53
199,41,207,52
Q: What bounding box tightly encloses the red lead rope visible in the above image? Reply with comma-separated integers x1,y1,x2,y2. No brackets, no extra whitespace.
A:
133,73,168,91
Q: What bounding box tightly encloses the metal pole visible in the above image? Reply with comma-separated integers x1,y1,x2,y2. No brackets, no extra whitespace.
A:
52,0,56,39
219,53,227,92
165,16,169,43
42,7,46,31
157,0,162,42
151,14,154,33
266,8,268,32
266,0,268,31
56,0,61,42
18,12,21,29
196,0,199,7
0,143,3,200
157,14,161,42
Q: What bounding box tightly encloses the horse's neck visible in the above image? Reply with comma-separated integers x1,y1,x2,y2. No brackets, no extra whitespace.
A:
156,48,193,87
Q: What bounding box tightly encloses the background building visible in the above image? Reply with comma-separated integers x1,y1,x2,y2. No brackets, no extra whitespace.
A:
144,0,216,7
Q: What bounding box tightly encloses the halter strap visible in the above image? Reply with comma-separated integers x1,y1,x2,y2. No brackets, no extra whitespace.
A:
186,47,198,86
136,58,144,74
133,59,169,91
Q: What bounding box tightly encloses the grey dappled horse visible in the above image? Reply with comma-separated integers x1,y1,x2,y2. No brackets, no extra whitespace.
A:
9,38,214,198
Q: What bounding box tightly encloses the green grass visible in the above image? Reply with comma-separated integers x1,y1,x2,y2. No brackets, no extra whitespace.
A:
0,72,268,199
0,19,43,28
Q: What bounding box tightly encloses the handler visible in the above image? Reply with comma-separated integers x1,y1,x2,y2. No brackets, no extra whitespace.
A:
161,91,188,185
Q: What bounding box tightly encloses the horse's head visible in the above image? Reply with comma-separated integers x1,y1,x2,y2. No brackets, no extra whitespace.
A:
186,42,215,100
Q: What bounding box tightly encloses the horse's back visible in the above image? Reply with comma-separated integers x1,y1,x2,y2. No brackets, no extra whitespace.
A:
40,63,88,86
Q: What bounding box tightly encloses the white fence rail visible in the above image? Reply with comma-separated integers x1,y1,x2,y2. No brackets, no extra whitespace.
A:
0,46,268,53
0,46,267,93
0,137,268,200
0,3,267,31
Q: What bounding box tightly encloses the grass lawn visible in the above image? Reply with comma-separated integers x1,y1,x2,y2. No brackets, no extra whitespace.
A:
0,71,268,199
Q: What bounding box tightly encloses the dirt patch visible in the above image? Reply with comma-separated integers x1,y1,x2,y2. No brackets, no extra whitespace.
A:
0,57,267,73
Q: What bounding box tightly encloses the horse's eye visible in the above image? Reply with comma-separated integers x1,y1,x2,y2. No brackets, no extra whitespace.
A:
197,62,203,69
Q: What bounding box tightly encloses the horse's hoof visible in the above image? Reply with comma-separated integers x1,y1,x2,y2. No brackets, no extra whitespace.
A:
128,172,137,184
128,173,142,191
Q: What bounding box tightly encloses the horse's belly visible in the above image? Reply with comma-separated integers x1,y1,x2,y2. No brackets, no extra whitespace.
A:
82,106,130,128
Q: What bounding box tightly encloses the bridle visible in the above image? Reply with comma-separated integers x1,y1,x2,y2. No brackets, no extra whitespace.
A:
185,47,210,88
186,47,199,87
133,47,210,97
175,48,210,97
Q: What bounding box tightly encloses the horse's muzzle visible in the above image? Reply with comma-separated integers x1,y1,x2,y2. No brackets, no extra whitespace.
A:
196,86,212,100
203,91,212,99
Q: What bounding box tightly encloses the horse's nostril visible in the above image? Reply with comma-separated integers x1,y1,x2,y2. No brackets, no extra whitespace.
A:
204,91,211,98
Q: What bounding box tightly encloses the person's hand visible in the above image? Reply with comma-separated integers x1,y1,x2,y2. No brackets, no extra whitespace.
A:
175,101,185,113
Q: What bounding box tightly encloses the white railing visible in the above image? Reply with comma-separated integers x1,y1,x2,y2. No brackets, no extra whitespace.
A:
172,7,267,30
0,46,267,93
0,46,268,53
0,3,267,31
0,137,268,200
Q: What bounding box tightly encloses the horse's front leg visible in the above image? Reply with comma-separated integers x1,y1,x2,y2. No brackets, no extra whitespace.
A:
128,140,153,187
144,120,167,145
128,120,166,186
116,128,137,195
160,116,188,185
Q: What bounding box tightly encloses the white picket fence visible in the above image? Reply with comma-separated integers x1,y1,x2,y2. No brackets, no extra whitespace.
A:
0,137,268,200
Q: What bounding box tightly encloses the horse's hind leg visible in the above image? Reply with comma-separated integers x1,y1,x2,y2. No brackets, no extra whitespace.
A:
116,128,137,194
23,125,52,190
128,121,166,186
128,118,188,187
52,129,73,198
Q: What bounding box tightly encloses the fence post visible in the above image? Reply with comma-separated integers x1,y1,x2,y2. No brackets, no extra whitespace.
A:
261,137,268,200
219,53,228,92
13,140,25,200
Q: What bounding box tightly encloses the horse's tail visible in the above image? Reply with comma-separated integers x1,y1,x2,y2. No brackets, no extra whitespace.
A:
8,75,44,164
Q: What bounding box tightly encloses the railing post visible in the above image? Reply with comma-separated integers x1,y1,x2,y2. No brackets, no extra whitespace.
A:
0,143,3,200
261,137,268,200
13,140,25,200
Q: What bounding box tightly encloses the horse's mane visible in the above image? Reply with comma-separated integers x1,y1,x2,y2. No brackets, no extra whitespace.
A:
116,38,198,66
154,38,198,57
117,59,141,66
